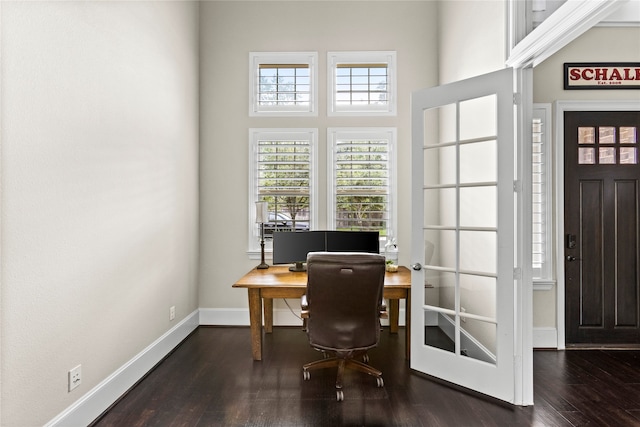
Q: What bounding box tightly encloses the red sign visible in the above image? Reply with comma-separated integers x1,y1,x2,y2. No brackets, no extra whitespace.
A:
564,63,640,89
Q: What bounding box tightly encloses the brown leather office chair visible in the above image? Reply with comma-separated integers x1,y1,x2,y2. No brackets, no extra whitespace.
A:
301,252,387,401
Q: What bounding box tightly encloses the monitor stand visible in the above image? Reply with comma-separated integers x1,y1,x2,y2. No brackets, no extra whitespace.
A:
289,262,306,272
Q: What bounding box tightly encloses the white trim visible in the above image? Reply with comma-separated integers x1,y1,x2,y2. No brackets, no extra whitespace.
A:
199,308,251,326
554,100,640,351
533,279,555,291
533,327,558,348
205,307,306,327
326,127,398,244
507,0,628,68
46,303,407,426
532,104,554,281
247,128,319,253
249,52,318,117
596,0,640,26
199,307,405,327
516,67,535,406
45,310,199,427
0,0,4,422
327,51,397,117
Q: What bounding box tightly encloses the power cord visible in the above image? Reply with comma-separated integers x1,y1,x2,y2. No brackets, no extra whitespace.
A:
283,298,303,321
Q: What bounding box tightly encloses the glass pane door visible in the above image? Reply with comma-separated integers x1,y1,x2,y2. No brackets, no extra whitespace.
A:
411,68,516,403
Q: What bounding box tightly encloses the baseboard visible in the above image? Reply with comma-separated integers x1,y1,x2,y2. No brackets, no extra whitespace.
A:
201,309,547,346
45,309,200,427
533,327,558,348
43,304,407,426
198,307,406,327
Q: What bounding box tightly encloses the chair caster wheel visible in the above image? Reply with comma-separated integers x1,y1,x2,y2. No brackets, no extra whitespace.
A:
376,377,384,387
336,390,344,401
303,370,310,380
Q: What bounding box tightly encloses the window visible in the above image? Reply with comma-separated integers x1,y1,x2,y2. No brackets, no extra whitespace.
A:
328,128,397,244
248,129,318,252
249,52,318,116
577,125,637,165
532,104,553,282
327,51,397,116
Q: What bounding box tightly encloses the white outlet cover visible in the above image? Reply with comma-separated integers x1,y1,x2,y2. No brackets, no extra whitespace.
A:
69,365,82,392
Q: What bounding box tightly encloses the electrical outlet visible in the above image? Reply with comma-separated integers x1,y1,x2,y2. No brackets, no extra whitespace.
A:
69,365,82,392
169,306,175,321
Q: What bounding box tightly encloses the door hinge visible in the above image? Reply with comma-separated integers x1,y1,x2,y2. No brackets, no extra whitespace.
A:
513,180,521,192
513,267,522,280
513,93,521,105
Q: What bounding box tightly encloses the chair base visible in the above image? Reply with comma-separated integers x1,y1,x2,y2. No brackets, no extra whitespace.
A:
302,351,384,401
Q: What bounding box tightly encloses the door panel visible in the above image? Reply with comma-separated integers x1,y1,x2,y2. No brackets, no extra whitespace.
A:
411,68,515,403
617,180,639,327
580,180,604,327
565,111,640,344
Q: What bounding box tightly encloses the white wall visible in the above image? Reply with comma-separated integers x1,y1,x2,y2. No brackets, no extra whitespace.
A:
0,2,200,425
438,0,506,85
534,27,640,104
198,1,438,316
532,26,640,330
434,0,507,353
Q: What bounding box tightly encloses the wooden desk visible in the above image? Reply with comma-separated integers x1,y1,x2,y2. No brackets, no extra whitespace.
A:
233,265,411,361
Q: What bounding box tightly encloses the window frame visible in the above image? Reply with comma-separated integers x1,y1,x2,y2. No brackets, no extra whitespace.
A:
248,128,318,254
327,127,397,247
532,104,554,284
327,51,397,117
249,52,318,117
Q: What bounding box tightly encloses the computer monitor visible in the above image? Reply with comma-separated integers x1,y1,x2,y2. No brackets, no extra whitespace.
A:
272,231,326,272
272,230,380,271
326,231,380,253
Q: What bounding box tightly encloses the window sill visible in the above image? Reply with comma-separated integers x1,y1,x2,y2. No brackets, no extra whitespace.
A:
533,279,555,291
247,250,273,261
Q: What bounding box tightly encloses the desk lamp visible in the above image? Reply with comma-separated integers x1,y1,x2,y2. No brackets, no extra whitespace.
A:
255,201,269,269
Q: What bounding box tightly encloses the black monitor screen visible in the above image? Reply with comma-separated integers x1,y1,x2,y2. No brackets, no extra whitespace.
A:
272,231,326,271
326,231,380,253
272,230,380,271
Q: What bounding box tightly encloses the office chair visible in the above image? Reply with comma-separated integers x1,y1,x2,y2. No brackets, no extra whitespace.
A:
301,252,387,401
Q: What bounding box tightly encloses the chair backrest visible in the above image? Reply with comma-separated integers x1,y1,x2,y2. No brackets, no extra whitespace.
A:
305,252,386,353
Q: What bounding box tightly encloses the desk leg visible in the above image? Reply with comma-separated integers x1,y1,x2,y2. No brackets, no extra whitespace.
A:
405,292,411,360
389,299,400,334
264,298,273,333
248,289,263,361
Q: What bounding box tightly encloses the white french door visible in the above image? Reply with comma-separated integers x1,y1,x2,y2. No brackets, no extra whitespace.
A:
410,68,516,403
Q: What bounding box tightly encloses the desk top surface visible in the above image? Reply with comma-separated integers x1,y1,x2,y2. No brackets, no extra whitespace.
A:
233,265,410,289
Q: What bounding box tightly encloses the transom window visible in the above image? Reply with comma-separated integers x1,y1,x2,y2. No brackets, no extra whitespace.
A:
328,52,396,116
336,64,388,107
258,64,310,108
249,52,318,116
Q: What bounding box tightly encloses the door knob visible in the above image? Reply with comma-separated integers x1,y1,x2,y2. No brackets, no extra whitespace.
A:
566,255,577,262
411,263,422,271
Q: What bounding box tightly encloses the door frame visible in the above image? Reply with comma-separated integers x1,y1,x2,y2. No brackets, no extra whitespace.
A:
554,100,640,349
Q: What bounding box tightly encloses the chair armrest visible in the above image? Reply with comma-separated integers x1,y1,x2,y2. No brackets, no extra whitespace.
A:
301,294,309,319
379,298,388,319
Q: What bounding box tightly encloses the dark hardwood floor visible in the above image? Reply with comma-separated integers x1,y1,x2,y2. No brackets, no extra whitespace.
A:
92,326,640,427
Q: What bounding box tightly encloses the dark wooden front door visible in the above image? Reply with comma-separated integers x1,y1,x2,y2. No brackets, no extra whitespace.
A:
565,111,640,345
